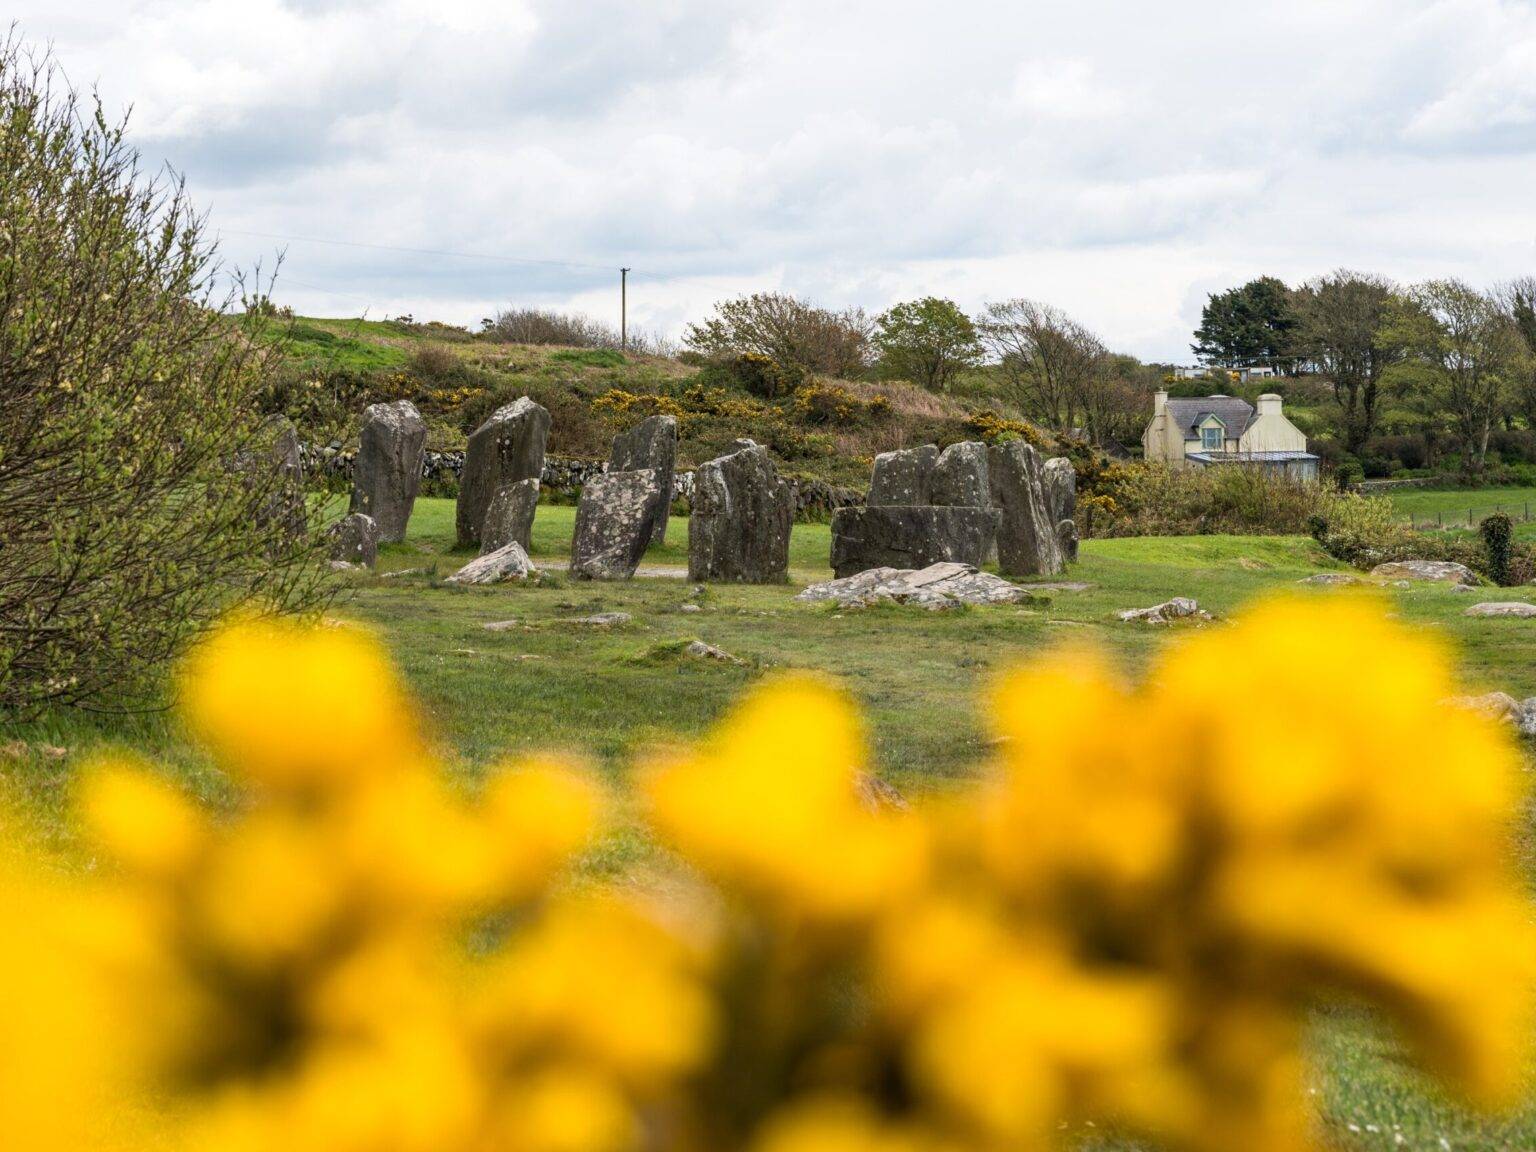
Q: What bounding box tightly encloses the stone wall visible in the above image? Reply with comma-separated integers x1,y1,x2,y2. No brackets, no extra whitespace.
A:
301,443,862,521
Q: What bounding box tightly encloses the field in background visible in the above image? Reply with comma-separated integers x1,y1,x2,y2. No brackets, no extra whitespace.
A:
1385,485,1536,533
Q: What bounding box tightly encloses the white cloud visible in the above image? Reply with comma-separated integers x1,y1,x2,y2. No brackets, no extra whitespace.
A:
12,0,1536,360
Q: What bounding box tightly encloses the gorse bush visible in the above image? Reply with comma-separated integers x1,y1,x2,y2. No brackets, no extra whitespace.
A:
4,602,1532,1152
0,39,328,712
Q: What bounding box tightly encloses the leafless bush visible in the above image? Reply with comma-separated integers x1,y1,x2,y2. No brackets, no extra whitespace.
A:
684,292,873,380
481,306,674,357
0,36,330,713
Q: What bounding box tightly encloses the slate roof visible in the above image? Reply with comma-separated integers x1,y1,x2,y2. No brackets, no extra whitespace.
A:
1165,396,1255,440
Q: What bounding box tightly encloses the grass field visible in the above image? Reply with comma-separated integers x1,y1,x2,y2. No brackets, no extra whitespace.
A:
1385,485,1536,533
6,503,1536,1149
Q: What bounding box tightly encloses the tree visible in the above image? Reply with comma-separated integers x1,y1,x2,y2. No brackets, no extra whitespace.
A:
871,296,982,392
976,299,1106,433
1293,270,1408,453
1080,353,1159,446
1191,276,1300,370
1495,277,1536,428
1395,279,1518,476
0,38,328,713
683,292,872,381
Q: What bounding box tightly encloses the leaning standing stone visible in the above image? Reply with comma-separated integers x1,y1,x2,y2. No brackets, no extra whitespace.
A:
609,414,678,545
868,444,938,506
688,445,794,583
480,478,540,555
930,441,990,507
571,469,663,580
457,397,551,549
349,400,427,543
989,440,1065,577
326,512,379,568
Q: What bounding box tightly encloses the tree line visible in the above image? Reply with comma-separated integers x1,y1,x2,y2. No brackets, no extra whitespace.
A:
1195,272,1536,475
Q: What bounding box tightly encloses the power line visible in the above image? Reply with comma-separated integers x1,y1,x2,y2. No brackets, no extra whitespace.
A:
216,227,697,283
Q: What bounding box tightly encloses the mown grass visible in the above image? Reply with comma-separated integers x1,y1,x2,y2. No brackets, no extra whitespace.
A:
5,504,1536,1149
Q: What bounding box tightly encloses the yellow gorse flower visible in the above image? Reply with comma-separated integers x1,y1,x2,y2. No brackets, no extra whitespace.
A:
0,597,1529,1152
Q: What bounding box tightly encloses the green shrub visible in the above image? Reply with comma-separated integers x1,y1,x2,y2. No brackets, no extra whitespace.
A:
1098,464,1330,537
1480,513,1514,585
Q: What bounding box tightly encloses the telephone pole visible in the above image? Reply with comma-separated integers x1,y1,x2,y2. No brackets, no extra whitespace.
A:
620,267,630,351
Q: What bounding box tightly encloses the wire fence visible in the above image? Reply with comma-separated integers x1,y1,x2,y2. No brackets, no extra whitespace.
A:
1402,502,1535,531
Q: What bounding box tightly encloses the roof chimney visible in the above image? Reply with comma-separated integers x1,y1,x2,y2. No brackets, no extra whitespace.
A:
1257,393,1282,416
1154,389,1168,416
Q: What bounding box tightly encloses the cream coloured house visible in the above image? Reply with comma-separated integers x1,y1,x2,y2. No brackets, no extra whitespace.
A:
1142,391,1318,481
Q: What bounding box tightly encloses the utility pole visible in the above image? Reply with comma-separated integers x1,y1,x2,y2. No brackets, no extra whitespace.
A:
620,267,630,351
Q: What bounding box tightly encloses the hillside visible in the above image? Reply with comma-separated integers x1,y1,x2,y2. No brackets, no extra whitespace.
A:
258,316,1044,490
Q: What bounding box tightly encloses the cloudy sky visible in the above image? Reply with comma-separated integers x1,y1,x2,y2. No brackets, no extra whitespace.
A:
15,0,1536,360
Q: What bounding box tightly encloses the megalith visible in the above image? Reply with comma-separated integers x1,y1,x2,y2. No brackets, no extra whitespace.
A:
608,414,677,545
326,512,379,568
867,444,938,506
457,397,550,548
349,399,427,543
930,441,991,508
829,506,999,578
1043,456,1077,525
570,469,663,580
480,478,540,555
989,440,1065,577
688,445,793,583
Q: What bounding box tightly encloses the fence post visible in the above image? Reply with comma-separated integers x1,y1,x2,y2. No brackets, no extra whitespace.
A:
1437,510,1443,528
1470,508,1474,527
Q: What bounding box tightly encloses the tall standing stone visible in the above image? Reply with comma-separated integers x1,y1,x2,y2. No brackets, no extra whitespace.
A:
457,397,551,549
480,478,540,555
688,445,793,583
254,414,307,541
1043,456,1077,525
830,506,999,578
608,414,677,546
989,440,1065,577
930,441,991,507
350,400,427,543
571,469,662,580
867,445,938,506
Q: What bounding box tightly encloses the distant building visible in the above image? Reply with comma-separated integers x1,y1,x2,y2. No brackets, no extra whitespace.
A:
1142,391,1319,482
1172,365,1279,383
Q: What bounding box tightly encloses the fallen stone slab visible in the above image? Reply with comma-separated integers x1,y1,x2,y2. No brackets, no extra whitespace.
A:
1445,691,1521,722
1370,560,1477,585
1464,601,1536,618
829,506,999,578
1117,598,1211,624
481,619,524,632
1298,573,1362,586
570,612,632,627
444,542,537,585
797,562,1037,609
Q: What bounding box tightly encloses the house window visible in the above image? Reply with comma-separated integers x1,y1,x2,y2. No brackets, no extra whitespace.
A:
1202,425,1222,450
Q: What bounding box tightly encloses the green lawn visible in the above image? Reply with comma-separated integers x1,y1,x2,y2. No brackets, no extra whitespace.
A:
1385,485,1536,530
6,503,1536,1149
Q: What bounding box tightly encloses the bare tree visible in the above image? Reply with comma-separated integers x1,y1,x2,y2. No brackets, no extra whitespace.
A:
1494,277,1536,427
1398,279,1519,475
1292,270,1407,453
684,292,872,380
976,299,1106,433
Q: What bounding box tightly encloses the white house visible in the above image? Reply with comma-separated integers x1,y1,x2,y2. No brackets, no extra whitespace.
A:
1142,391,1319,482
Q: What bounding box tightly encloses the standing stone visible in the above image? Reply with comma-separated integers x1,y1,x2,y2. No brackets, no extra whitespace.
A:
688,445,793,583
349,400,427,543
571,469,662,580
1043,456,1077,524
989,440,1065,577
609,414,678,546
829,506,999,578
1056,518,1080,564
930,441,991,507
326,512,379,567
457,397,551,548
867,445,938,506
481,478,540,555
255,415,307,540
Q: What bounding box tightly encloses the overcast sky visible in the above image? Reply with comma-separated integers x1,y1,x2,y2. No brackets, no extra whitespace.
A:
15,0,1536,360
